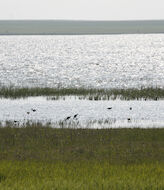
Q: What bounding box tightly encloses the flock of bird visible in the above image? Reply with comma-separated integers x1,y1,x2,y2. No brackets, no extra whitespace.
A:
107,106,132,122
13,106,134,124
14,108,37,123
65,114,79,121
65,107,133,122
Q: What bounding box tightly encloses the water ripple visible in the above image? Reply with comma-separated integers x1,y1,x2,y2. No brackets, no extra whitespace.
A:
0,34,164,88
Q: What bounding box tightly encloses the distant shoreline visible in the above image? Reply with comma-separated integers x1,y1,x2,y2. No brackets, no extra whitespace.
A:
0,20,164,35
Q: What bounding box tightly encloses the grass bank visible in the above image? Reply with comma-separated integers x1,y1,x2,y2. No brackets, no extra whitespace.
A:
0,125,163,189
0,87,164,99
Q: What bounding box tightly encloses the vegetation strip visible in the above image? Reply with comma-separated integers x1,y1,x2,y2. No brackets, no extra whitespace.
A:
0,125,163,163
0,87,164,99
0,125,164,189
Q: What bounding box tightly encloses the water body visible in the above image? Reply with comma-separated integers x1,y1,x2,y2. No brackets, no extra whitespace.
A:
0,97,163,128
0,20,164,35
0,34,164,89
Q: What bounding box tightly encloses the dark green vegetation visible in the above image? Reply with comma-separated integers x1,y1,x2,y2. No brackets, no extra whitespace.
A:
0,124,163,163
0,86,164,100
0,124,163,189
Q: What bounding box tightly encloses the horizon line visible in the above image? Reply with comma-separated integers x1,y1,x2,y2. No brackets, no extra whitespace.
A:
0,19,164,22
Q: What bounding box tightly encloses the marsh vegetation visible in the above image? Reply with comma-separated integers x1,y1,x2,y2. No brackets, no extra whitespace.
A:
0,87,164,100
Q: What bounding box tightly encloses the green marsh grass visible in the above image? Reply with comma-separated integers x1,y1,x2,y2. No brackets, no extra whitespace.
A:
0,161,163,190
0,86,164,99
0,124,164,189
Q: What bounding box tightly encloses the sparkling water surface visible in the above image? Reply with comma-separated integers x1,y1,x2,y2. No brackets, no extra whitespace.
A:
0,34,164,88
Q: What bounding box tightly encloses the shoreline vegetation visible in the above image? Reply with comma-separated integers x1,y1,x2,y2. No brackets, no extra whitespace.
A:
0,86,164,100
0,125,163,189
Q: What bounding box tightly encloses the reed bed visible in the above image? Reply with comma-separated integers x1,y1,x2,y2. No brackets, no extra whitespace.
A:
0,86,164,99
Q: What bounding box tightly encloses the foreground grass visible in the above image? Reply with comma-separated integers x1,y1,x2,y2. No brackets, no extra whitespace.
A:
0,87,164,99
0,161,163,190
0,125,163,189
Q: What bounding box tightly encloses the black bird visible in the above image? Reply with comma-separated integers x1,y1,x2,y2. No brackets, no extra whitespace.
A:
14,120,18,123
65,116,71,121
73,114,78,119
127,118,131,122
31,109,36,112
154,97,158,101
107,107,112,110
27,112,30,114
130,107,132,110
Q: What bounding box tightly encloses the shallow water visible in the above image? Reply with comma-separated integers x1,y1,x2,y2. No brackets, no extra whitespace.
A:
0,97,164,128
0,34,164,89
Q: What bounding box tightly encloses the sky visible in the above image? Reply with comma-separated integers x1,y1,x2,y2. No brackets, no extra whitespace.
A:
0,0,164,20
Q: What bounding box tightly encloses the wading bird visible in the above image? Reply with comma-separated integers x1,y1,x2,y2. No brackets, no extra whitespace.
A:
73,114,78,119
65,116,71,121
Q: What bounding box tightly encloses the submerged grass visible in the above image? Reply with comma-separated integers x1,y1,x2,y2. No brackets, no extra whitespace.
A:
0,124,164,189
0,86,164,99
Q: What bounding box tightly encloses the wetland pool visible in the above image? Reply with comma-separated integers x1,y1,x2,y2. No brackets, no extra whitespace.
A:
0,96,164,128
